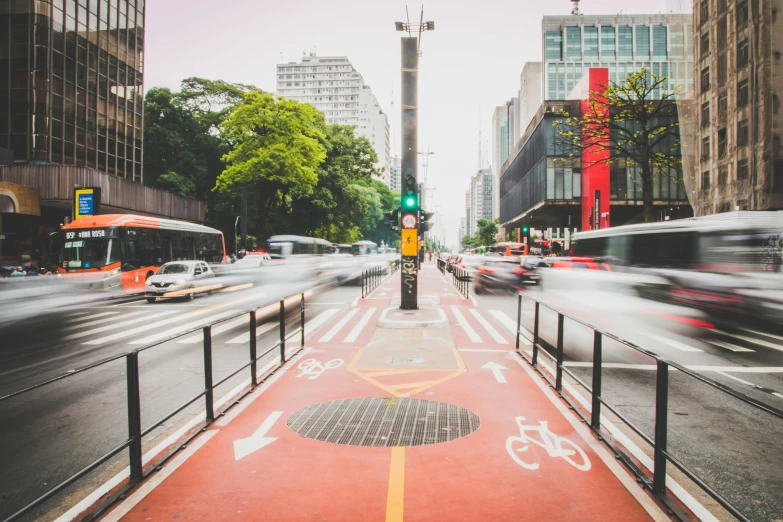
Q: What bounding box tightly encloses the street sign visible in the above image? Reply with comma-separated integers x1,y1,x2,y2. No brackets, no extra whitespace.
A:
73,187,101,220
401,229,417,256
402,213,418,229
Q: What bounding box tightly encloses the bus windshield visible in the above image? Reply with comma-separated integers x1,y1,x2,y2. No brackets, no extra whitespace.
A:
62,238,120,268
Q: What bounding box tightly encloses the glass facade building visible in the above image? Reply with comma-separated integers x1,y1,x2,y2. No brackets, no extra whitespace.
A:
542,14,693,101
0,0,145,181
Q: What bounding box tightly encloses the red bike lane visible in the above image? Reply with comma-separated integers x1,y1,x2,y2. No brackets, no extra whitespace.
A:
102,266,668,522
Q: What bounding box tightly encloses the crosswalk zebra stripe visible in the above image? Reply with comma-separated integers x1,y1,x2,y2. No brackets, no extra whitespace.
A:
63,311,149,331
62,311,179,341
82,307,222,345
708,338,754,353
469,309,508,344
130,310,239,345
344,308,376,343
225,321,279,344
178,315,249,344
451,307,481,343
319,308,359,343
65,311,119,324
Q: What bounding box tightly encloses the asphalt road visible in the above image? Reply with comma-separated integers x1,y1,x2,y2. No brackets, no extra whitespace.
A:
472,282,783,522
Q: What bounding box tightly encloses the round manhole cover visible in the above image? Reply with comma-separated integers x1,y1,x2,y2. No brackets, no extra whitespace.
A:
286,397,480,447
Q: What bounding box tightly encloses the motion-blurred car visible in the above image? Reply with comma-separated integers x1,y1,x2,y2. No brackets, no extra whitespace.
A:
452,255,485,280
474,257,532,294
145,261,215,303
446,255,462,273
545,256,612,271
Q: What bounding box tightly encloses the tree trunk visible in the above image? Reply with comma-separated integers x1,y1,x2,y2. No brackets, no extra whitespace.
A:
641,163,654,223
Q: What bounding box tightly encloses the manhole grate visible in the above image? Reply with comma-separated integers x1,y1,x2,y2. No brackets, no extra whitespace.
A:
286,398,481,447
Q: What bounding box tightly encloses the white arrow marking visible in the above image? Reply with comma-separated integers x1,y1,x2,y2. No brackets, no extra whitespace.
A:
481,362,508,383
233,411,283,461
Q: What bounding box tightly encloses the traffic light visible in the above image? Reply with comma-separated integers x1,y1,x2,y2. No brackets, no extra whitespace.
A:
384,209,399,232
419,210,435,233
522,225,529,234
402,173,418,211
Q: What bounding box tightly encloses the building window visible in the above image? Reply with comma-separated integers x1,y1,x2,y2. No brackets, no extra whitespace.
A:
618,26,634,60
737,79,749,107
702,136,711,160
545,30,563,61
635,26,650,58
700,67,710,92
737,0,749,28
717,16,727,51
737,158,749,180
717,53,727,86
718,93,728,123
737,38,749,68
737,119,749,147
700,0,709,24
652,26,667,59
702,170,711,190
584,26,599,60
717,0,728,13
717,128,727,158
566,26,582,60
601,26,615,59
700,31,710,56
718,164,728,185
670,25,685,60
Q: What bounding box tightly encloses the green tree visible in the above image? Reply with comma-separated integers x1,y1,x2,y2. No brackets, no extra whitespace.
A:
555,68,682,223
476,218,498,246
214,92,327,240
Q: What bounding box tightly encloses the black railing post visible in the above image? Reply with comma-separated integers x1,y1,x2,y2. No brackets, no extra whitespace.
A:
126,351,143,482
279,300,286,363
653,360,670,496
591,330,603,430
249,310,257,387
532,301,540,366
203,326,214,423
515,294,522,353
555,313,565,392
300,292,305,347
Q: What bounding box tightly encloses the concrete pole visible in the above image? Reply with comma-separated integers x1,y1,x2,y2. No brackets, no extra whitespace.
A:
400,36,418,310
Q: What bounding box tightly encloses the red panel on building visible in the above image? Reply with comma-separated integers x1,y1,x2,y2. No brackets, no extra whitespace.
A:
579,68,610,231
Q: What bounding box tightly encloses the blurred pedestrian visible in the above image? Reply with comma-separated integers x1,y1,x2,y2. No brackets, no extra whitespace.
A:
9,266,25,278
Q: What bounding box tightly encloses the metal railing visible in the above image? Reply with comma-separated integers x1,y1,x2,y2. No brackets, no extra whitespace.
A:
436,258,446,273
514,293,783,522
361,260,399,298
0,292,309,522
452,266,469,299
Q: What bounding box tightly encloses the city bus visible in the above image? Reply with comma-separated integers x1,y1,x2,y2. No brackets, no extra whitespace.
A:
487,242,527,256
266,235,334,257
55,214,226,290
351,240,378,256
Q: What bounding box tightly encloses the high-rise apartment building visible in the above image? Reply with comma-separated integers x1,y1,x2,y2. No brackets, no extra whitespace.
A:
691,0,783,214
518,62,543,137
542,13,693,101
469,168,494,235
275,54,391,183
464,189,472,238
491,99,517,219
389,155,401,192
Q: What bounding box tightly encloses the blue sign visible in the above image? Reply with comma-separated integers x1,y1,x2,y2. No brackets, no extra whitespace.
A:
78,192,94,216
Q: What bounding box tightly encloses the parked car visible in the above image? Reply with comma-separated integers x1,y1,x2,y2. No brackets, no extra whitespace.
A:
145,261,215,303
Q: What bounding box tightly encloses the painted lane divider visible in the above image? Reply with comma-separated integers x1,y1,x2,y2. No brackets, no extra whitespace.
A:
480,361,508,383
319,308,359,343
233,410,283,461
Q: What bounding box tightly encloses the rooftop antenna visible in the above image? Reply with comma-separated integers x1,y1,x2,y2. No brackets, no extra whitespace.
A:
571,0,581,15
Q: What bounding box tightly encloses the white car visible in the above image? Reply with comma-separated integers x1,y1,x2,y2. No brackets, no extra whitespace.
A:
145,261,215,303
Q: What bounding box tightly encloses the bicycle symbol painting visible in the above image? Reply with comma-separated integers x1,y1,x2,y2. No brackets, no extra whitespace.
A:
505,416,591,471
296,358,344,380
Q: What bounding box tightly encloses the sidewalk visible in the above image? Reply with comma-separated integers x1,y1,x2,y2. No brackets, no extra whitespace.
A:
101,264,669,522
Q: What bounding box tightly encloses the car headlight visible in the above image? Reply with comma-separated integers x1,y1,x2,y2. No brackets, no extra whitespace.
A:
107,268,120,277
145,279,153,286
173,279,186,285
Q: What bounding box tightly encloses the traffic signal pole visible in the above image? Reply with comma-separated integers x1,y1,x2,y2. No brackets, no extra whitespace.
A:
400,36,418,310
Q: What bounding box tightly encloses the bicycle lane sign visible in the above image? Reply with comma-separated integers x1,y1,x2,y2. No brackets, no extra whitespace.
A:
505,415,591,471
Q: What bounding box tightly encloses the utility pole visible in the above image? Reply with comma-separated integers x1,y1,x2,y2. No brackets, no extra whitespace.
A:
240,191,248,252
396,11,434,310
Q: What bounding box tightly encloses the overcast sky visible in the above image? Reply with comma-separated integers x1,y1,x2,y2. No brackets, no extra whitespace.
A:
145,0,690,247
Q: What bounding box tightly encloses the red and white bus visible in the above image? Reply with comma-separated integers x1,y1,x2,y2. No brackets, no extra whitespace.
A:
54,214,226,290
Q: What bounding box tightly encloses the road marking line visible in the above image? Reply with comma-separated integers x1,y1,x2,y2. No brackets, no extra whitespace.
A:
451,307,481,343
469,294,478,306
100,430,219,522
319,308,359,343
774,392,783,399
708,338,754,353
564,362,783,373
130,310,239,345
178,315,249,343
351,295,360,307
643,332,704,352
714,371,756,386
385,447,405,522
65,311,91,317
344,308,376,343
490,310,532,345
469,309,507,344
458,348,514,353
62,310,148,331
65,311,119,324
740,327,783,342
302,308,340,335
225,321,278,344
63,311,179,341
308,302,345,305
716,330,783,352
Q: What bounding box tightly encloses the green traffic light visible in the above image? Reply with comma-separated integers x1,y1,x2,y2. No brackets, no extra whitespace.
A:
522,226,529,233
402,195,418,210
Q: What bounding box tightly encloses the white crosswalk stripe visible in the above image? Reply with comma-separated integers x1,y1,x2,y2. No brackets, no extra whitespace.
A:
643,332,704,352
722,329,783,352
62,310,179,341
63,310,149,331
489,310,518,334
708,338,754,353
225,321,278,344
451,307,481,343
303,308,339,336
82,306,223,345
177,315,250,344
319,308,359,343
130,310,239,345
344,308,376,343
469,309,507,344
65,311,119,324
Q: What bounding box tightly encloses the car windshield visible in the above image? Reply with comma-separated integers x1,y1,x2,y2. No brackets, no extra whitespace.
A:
158,263,192,275
61,238,120,268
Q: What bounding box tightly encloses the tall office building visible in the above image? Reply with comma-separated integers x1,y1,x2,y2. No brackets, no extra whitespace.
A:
518,62,543,137
464,189,472,238
469,168,494,235
275,53,391,183
389,155,401,192
691,0,783,214
491,99,517,219
542,13,693,101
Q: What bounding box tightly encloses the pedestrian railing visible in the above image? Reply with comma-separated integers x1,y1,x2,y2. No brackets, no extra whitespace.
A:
514,293,783,522
436,258,446,274
361,260,399,298
452,266,470,299
0,293,309,522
